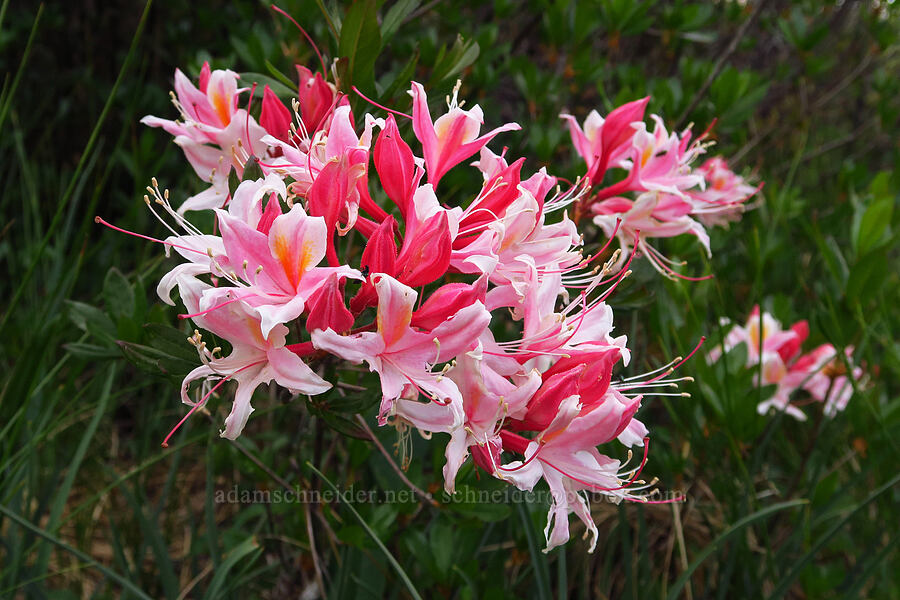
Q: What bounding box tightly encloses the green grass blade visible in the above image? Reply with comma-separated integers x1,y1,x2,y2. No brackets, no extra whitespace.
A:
0,503,153,600
34,363,118,575
0,3,42,132
0,0,152,337
516,501,551,600
666,500,807,600
307,461,424,600
765,472,900,600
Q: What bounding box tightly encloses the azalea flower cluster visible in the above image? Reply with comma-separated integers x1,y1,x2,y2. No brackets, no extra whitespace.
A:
564,99,760,279
709,306,863,420
103,58,717,553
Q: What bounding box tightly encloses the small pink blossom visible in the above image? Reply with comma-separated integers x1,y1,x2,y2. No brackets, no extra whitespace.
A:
411,81,520,188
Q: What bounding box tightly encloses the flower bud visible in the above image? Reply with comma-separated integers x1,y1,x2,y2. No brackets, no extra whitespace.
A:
306,273,354,334
260,85,292,143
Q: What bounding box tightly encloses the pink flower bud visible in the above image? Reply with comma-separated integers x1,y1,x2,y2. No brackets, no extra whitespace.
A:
255,192,283,235
511,368,581,432
778,320,809,364
374,115,418,218
350,217,398,313
260,85,292,143
305,273,354,334
198,61,211,93
542,348,621,408
395,211,451,287
296,65,338,133
410,277,488,330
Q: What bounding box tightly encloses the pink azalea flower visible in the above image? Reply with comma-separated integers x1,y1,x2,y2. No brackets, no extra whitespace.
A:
311,274,491,428
442,344,542,493
175,276,330,440
561,96,650,186
141,65,268,212
410,81,520,188
213,202,361,337
498,391,646,552
784,344,863,418
709,306,808,367
593,191,711,277
688,157,761,227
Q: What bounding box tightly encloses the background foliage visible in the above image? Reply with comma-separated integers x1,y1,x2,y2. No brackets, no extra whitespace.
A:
1,0,898,598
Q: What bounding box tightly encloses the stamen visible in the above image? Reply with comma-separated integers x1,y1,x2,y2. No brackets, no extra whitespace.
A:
94,217,207,256
178,295,240,320
270,5,327,75
351,86,412,120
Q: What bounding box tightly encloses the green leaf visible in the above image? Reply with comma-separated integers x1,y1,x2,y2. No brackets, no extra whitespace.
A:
239,72,296,99
324,390,380,414
63,342,119,360
115,341,164,372
846,250,887,304
429,521,454,578
228,168,240,197
144,323,200,362
264,59,298,90
337,0,382,94
103,268,135,322
381,0,419,42
444,484,512,522
516,502,551,599
66,300,116,343
430,35,480,84
242,155,263,183
854,196,894,256
308,396,371,438
319,410,371,439
202,537,261,600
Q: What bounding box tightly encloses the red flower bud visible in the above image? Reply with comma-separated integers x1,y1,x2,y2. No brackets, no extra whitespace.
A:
256,192,283,235
395,211,451,287
374,115,419,218
511,368,581,432
260,85,292,143
350,217,398,313
305,273,354,333
410,277,488,330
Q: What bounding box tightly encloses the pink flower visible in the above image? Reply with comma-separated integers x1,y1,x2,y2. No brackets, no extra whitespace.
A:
311,274,491,428
710,306,808,367
141,65,268,212
561,96,650,186
688,157,761,227
176,277,330,440
295,65,345,135
260,85,292,143
442,345,542,493
789,344,863,417
593,191,711,276
411,81,520,188
213,202,361,337
373,114,423,218
497,390,646,552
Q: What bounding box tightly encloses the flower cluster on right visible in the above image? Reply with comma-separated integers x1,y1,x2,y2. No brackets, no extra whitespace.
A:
709,306,864,420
